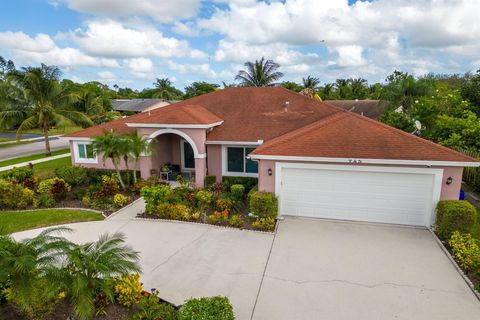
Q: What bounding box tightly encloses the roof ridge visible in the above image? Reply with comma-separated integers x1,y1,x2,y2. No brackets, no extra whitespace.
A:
343,111,478,162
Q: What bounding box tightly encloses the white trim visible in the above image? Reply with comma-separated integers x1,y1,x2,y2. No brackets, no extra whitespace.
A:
221,145,259,177
73,141,98,164
249,154,480,167
126,121,223,129
274,162,443,227
62,137,92,141
196,153,207,159
180,140,195,172
206,140,264,145
147,128,200,158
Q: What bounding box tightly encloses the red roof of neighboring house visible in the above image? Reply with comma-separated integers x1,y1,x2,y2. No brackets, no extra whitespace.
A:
251,111,477,162
66,116,136,138
127,104,223,126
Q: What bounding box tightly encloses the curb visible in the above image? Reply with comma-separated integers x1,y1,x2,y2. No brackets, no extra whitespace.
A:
2,207,103,214
134,216,276,235
105,197,144,220
429,229,480,301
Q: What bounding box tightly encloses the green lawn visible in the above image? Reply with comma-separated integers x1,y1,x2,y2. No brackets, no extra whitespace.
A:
0,209,103,235
0,140,33,149
0,137,13,142
8,126,82,136
0,149,70,168
33,156,72,179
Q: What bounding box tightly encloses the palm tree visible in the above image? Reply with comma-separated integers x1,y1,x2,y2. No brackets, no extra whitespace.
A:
0,228,72,319
91,129,127,190
320,83,336,100
302,76,321,90
74,87,105,116
235,57,283,87
335,78,352,99
152,78,182,100
125,134,152,183
349,78,368,99
0,64,92,155
62,232,140,320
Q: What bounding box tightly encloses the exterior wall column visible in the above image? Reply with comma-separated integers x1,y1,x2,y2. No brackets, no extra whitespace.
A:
139,155,154,179
194,157,206,188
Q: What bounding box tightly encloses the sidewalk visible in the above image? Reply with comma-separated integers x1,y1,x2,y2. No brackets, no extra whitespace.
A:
0,153,71,172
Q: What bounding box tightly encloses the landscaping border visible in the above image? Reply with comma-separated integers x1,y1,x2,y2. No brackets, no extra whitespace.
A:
134,216,278,235
2,207,103,215
429,229,480,301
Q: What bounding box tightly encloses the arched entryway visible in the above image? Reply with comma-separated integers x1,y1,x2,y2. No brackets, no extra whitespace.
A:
138,128,206,187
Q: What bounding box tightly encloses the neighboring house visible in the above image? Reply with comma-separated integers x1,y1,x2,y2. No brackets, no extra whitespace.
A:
64,87,479,227
325,99,387,119
111,99,177,113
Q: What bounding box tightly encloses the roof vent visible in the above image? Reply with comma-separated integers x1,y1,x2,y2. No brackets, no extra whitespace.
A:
284,101,290,112
148,110,151,116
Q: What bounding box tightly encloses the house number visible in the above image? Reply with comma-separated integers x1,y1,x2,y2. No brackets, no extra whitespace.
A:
348,159,362,164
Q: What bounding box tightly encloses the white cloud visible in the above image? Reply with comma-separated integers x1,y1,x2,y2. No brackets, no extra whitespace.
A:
61,0,200,22
97,71,115,79
333,45,365,67
0,31,55,52
68,20,207,59
125,57,154,74
167,61,233,80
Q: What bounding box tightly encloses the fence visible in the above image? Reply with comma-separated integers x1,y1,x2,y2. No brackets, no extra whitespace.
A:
455,148,480,192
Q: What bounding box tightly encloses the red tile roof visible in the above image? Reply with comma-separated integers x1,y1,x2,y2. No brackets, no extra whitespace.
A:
251,110,477,162
127,104,223,125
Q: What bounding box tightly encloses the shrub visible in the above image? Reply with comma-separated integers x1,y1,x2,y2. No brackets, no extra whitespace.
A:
204,175,216,189
252,217,276,232
73,188,87,200
191,211,201,221
222,176,257,193
114,273,143,307
207,211,228,225
230,184,245,201
38,177,71,201
229,215,244,228
0,166,34,183
178,296,235,320
130,290,178,320
448,231,480,272
23,176,38,190
114,194,131,208
82,196,91,207
196,190,213,212
0,179,35,209
210,182,224,194
248,191,278,219
54,166,88,186
216,198,233,212
89,196,114,211
95,174,120,197
141,184,173,213
155,203,190,221
435,200,477,240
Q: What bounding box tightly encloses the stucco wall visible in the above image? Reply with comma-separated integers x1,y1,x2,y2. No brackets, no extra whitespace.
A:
258,159,464,201
206,144,222,182
69,141,139,170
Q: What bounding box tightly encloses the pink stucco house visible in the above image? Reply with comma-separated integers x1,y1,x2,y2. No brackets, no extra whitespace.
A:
64,87,479,227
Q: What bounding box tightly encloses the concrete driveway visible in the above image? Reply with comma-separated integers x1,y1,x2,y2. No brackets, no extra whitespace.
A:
13,207,480,320
252,218,480,320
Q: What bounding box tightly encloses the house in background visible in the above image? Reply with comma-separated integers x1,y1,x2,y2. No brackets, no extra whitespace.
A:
64,87,479,228
111,99,178,113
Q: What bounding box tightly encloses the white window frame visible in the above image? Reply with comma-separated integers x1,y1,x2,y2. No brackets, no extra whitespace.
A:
73,141,97,164
221,145,259,177
180,140,195,172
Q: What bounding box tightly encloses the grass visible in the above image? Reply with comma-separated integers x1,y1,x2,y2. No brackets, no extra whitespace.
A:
8,126,82,136
33,156,72,179
0,140,33,149
0,137,14,142
0,209,103,235
0,149,70,168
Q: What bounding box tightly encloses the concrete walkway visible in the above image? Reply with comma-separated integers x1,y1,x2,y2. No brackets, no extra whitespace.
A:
0,153,71,172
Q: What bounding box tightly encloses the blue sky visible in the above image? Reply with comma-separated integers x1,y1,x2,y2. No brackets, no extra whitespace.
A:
0,0,479,91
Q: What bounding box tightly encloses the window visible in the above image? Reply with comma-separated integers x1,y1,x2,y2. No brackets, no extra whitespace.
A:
182,141,195,170
226,147,258,174
76,143,96,163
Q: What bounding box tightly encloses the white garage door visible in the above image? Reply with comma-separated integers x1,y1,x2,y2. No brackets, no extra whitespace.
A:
278,164,442,227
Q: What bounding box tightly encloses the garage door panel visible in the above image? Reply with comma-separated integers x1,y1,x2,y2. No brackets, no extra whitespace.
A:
279,166,436,227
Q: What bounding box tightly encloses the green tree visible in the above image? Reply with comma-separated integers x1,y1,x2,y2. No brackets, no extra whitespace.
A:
0,64,92,155
349,78,368,99
62,233,140,320
152,78,183,100
91,129,128,189
235,57,283,87
461,69,480,114
184,81,219,99
302,76,321,90
124,134,152,183
431,111,480,152
281,81,302,92
379,111,415,133
319,83,336,100
335,79,352,99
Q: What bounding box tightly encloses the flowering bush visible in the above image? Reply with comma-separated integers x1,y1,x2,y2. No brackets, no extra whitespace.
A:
216,198,233,212
448,231,480,272
114,273,143,307
207,210,228,225
113,194,131,208
156,203,190,220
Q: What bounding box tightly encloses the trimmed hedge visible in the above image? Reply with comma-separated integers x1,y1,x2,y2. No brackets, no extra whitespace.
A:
435,200,477,241
204,175,216,189
248,190,278,219
178,296,235,320
222,176,257,192
230,184,245,201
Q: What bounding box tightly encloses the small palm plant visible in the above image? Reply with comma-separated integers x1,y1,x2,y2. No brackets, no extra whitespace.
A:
92,129,128,190
125,134,152,183
62,232,141,320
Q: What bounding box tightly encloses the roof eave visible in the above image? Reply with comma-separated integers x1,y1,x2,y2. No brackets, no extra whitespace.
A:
248,154,480,167
125,121,224,129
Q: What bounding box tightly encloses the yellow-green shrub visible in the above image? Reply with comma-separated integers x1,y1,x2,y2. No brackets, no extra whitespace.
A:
448,231,480,272
252,217,276,232
114,273,143,307
248,191,278,219
229,214,244,228
0,179,35,209
436,200,476,241
113,194,131,208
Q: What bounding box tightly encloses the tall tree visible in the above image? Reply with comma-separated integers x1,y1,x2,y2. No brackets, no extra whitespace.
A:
335,79,352,99
349,78,368,99
152,78,182,100
184,81,219,99
235,57,283,87
124,134,151,183
0,64,92,155
302,76,321,90
91,129,128,189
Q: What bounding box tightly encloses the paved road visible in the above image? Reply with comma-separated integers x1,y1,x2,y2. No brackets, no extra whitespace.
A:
13,206,480,320
0,132,42,139
0,137,69,160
